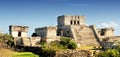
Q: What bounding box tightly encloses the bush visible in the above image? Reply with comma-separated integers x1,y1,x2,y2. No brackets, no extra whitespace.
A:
60,37,71,48
68,40,77,49
0,33,14,47
40,37,77,57
4,33,14,46
41,42,56,57
40,42,46,45
95,49,120,57
50,40,60,47
60,37,77,49
41,37,77,51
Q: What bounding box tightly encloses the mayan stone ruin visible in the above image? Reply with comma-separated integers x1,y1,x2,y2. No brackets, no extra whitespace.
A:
9,15,120,48
9,25,41,47
9,25,29,37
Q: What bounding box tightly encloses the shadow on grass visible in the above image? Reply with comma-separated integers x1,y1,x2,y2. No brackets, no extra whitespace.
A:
15,46,43,57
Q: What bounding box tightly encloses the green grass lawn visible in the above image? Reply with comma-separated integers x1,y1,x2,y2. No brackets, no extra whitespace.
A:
0,48,39,57
12,52,39,57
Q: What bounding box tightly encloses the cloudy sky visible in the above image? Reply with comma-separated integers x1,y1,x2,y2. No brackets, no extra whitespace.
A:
0,0,120,36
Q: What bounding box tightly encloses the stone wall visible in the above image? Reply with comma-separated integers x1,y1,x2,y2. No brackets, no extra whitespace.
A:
46,27,57,38
55,50,91,57
30,37,41,47
101,36,120,49
11,31,20,37
35,26,58,43
22,37,31,46
35,26,57,38
45,36,60,43
14,37,41,47
105,36,120,42
41,49,92,57
35,27,47,38
14,37,23,46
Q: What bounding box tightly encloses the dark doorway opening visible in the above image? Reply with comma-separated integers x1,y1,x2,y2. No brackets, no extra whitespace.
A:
18,32,21,37
77,21,79,25
74,21,76,25
101,29,105,36
70,21,72,25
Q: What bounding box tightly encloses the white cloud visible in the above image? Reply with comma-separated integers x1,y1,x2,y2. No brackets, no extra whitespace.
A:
100,23,109,27
100,22,118,28
110,22,118,27
85,23,89,26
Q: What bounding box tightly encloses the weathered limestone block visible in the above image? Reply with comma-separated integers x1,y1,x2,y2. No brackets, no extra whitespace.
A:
55,50,91,57
14,37,41,47
14,37,23,46
22,37,31,46
35,26,57,38
30,37,41,47
45,36,60,43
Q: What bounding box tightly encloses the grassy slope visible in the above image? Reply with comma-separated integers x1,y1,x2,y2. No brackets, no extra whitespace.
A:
0,33,39,57
0,48,39,57
0,48,14,57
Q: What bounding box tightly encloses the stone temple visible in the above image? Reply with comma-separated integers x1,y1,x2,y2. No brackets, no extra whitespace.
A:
9,25,41,47
9,15,120,48
9,25,29,37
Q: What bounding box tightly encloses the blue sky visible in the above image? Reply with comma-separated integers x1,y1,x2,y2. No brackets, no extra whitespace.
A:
0,0,120,36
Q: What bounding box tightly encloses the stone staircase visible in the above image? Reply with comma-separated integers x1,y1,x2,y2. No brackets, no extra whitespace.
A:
70,25,100,47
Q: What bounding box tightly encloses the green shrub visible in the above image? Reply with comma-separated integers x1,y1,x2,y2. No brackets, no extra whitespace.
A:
40,42,46,45
50,40,60,47
60,37,77,49
41,43,56,57
40,37,77,57
4,33,14,46
95,49,120,57
68,40,77,49
0,33,14,47
60,37,71,47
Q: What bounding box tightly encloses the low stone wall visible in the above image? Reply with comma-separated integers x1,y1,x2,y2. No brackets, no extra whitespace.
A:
14,37,41,47
101,36,120,49
41,49,92,57
108,36,120,42
30,37,41,47
55,50,91,57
